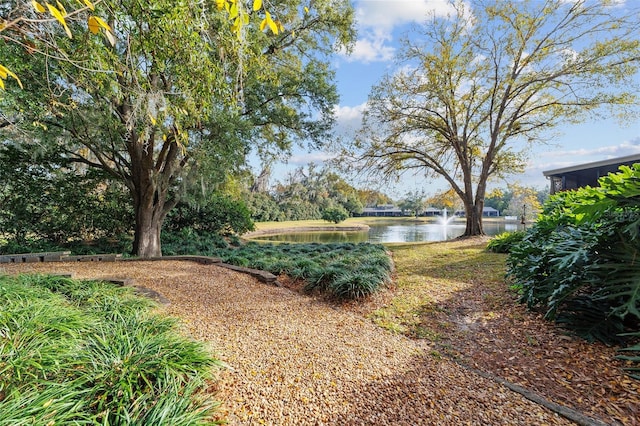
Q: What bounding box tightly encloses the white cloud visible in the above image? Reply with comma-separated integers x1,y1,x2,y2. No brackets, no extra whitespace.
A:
354,0,454,31
333,102,368,138
515,138,640,187
538,138,640,161
287,152,337,166
345,0,457,63
348,35,396,63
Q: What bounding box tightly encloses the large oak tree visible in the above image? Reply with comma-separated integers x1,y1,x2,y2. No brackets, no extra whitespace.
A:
349,0,640,236
0,0,354,257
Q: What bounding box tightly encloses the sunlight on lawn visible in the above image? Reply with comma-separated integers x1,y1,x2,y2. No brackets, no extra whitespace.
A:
370,240,507,338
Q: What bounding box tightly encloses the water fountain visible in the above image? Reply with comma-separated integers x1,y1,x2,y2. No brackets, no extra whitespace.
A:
439,208,456,225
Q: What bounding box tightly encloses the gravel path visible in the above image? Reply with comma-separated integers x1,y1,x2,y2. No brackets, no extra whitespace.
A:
1,261,574,425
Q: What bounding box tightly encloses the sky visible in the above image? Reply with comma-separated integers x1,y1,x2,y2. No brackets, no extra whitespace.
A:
264,0,640,199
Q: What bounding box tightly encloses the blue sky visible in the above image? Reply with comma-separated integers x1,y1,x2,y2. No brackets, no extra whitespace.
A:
267,0,640,199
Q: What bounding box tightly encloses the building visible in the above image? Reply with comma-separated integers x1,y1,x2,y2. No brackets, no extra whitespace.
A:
483,206,500,217
543,153,640,195
423,207,443,217
356,204,404,217
454,207,501,217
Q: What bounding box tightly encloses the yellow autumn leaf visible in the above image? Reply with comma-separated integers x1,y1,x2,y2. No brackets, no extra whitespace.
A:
88,15,113,44
252,0,262,11
0,79,4,90
304,6,309,14
215,0,224,10
92,15,111,31
87,16,100,34
32,0,46,13
265,12,278,34
104,29,116,46
0,64,23,88
259,18,267,31
149,114,157,126
56,0,67,16
104,30,116,46
231,17,241,34
229,2,238,19
46,3,72,38
83,0,95,11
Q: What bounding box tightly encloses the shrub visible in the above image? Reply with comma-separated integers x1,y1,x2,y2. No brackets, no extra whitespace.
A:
199,242,393,300
165,193,255,236
328,272,381,299
0,144,133,246
486,230,526,253
321,206,349,224
506,165,640,374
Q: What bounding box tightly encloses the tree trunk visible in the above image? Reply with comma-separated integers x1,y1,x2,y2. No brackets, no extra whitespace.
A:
463,201,485,236
132,198,164,258
129,149,171,258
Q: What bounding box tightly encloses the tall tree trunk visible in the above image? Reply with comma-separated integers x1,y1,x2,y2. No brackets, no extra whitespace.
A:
127,132,172,258
463,200,485,236
133,204,163,258
131,177,167,258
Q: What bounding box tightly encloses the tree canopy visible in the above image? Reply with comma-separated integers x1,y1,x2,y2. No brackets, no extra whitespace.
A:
346,0,640,236
0,0,355,257
0,0,284,89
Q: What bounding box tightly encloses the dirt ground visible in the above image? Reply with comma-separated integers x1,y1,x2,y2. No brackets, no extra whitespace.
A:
0,260,588,425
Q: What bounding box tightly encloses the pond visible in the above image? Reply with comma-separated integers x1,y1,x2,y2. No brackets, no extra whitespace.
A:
252,219,524,244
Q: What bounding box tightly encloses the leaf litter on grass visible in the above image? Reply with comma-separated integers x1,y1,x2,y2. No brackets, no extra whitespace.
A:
367,239,640,426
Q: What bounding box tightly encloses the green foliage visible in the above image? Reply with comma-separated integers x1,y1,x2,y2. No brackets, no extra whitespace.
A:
398,190,426,217
507,165,640,364
162,228,232,256
486,231,526,253
0,144,133,246
617,331,640,380
244,192,285,222
246,164,369,222
0,274,218,424
0,235,132,256
166,194,255,236
321,206,349,224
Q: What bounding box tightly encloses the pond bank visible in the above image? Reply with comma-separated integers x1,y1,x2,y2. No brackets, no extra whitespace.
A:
243,224,370,239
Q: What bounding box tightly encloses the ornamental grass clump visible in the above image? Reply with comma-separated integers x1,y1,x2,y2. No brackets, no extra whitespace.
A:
0,274,220,424
208,241,393,300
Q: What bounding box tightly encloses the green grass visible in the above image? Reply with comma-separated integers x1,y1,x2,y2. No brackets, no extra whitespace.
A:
370,239,508,337
0,274,220,425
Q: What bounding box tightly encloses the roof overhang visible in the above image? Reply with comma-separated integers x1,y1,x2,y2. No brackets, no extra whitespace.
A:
543,153,640,177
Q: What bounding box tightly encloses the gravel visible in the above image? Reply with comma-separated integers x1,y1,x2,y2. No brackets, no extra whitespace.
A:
1,261,575,425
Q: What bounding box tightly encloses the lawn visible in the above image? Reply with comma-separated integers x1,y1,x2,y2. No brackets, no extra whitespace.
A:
371,238,504,337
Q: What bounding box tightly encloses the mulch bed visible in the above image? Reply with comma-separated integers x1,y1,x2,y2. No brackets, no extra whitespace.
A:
2,260,575,425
